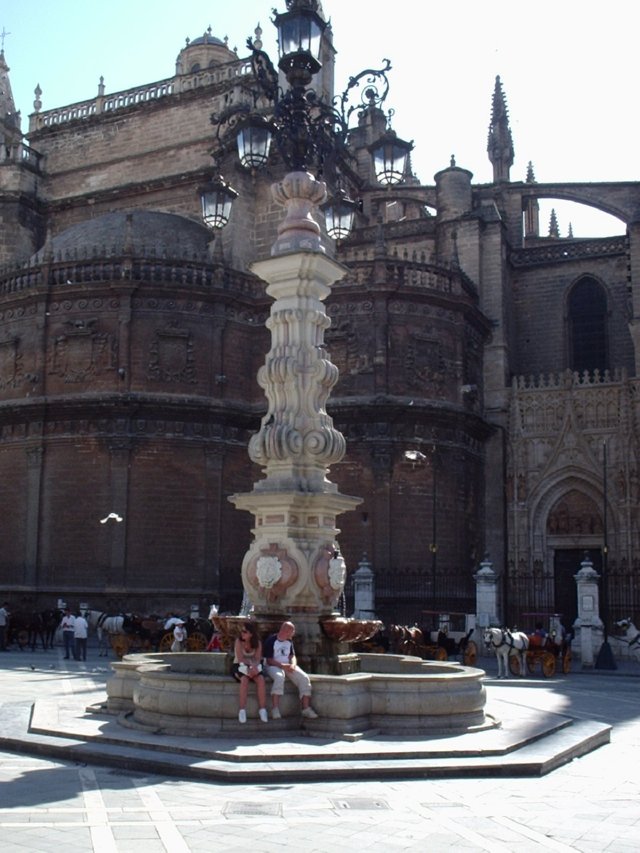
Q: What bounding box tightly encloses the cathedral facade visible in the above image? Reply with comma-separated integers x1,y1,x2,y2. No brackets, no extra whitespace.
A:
0,12,638,628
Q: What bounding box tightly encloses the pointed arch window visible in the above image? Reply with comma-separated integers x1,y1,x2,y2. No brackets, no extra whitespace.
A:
568,277,608,375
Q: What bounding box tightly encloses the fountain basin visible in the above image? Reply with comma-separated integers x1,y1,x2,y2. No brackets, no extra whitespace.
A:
108,652,489,737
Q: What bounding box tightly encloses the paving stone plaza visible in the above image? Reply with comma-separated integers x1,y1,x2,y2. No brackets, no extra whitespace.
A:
1,643,639,852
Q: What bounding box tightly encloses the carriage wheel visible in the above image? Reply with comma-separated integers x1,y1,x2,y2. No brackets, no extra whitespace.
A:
110,634,131,659
541,652,556,678
186,632,207,652
463,641,477,666
509,654,521,675
158,632,174,652
526,652,536,674
16,629,30,649
433,646,448,661
562,648,572,674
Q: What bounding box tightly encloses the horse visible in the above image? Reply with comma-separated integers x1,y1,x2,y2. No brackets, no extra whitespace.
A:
40,608,61,649
8,611,48,651
615,618,640,662
84,610,127,657
483,627,529,677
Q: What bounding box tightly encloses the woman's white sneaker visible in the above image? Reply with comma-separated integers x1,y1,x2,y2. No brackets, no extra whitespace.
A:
259,708,268,723
238,709,247,723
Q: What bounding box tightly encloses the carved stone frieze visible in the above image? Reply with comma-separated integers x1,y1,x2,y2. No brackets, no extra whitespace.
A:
327,300,373,317
388,300,456,323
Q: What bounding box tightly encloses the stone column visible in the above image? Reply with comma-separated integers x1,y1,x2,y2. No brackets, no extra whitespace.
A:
352,554,376,619
574,553,603,668
474,555,499,631
230,172,362,671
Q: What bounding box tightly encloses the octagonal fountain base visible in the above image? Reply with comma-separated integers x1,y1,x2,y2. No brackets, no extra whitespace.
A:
107,652,491,739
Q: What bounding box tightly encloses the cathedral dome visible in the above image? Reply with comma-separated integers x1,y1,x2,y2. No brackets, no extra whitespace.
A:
176,27,237,74
35,210,211,260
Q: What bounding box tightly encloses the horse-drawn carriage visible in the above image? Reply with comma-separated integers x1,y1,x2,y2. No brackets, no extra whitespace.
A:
509,613,572,677
486,613,571,678
85,611,213,658
381,612,478,665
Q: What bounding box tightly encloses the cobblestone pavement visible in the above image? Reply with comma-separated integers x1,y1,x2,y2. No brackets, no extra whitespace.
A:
1,644,639,851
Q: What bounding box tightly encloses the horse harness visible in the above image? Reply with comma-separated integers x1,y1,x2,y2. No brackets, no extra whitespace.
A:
627,630,640,651
486,629,526,651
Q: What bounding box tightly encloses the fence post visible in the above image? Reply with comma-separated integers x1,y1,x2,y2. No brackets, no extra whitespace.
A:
574,553,603,668
474,555,499,636
352,553,376,619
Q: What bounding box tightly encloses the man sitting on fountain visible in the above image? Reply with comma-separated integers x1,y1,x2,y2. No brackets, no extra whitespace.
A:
263,621,318,720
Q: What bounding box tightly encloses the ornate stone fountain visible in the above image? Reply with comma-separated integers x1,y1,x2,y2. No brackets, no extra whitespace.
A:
106,6,488,734
106,170,488,736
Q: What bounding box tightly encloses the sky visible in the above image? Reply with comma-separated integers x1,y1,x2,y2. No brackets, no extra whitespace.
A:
3,0,637,237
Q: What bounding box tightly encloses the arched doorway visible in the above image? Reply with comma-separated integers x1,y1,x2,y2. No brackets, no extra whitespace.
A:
547,489,603,628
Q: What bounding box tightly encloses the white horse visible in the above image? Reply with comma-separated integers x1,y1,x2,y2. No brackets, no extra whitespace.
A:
615,618,640,662
483,627,529,678
84,610,126,657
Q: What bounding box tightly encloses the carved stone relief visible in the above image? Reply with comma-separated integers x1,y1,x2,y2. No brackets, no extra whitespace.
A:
49,319,116,382
546,489,603,536
0,338,22,389
326,322,372,377
404,333,447,393
148,321,196,383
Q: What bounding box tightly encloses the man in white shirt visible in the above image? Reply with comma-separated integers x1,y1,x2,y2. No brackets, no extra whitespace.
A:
59,608,76,659
74,612,89,661
263,621,318,720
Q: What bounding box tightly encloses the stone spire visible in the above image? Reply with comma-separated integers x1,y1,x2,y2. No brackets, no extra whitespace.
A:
0,49,21,139
487,75,514,183
548,208,560,239
524,161,540,238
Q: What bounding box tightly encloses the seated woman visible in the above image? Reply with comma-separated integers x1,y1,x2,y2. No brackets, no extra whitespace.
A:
232,621,268,724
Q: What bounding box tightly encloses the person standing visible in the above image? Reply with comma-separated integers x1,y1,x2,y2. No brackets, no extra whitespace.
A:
74,611,89,661
0,602,9,651
59,608,76,659
263,621,318,720
171,620,187,652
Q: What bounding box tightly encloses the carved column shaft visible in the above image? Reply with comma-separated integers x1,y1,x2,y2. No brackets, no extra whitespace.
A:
231,231,361,622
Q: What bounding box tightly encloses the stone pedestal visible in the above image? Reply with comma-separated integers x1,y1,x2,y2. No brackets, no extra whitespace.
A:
352,554,376,619
474,555,499,631
574,554,603,667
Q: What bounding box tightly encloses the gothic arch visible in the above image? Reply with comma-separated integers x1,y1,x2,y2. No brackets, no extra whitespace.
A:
529,471,615,558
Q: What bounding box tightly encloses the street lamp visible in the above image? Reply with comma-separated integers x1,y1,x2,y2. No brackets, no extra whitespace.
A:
200,0,413,242
404,446,438,604
198,172,238,230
